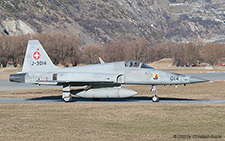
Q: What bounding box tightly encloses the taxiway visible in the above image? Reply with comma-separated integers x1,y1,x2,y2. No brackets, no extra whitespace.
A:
0,97,224,104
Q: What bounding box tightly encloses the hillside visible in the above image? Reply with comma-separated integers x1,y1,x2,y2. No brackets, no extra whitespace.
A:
0,0,225,45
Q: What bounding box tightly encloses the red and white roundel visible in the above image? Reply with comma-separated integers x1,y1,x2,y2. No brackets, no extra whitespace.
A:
33,51,40,60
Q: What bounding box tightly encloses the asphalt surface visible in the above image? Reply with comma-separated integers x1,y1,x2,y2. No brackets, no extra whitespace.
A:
0,80,57,91
188,72,225,81
0,97,224,104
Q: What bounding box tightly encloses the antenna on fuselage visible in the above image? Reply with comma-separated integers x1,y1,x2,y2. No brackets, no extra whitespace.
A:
99,57,105,64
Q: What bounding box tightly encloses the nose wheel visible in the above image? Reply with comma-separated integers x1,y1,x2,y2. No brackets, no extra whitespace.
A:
152,94,159,102
151,85,159,102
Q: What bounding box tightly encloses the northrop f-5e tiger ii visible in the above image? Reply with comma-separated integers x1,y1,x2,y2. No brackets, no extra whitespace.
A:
9,40,209,102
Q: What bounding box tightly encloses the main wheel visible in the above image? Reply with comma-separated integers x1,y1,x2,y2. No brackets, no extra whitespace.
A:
152,96,159,102
64,96,72,102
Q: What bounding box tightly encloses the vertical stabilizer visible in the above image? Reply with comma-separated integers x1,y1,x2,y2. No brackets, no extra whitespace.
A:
22,40,57,72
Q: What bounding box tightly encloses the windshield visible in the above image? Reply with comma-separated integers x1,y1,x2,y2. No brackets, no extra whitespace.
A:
141,63,154,69
125,61,154,69
125,61,140,68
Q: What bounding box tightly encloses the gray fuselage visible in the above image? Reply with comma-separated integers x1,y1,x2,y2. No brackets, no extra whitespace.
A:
11,61,204,86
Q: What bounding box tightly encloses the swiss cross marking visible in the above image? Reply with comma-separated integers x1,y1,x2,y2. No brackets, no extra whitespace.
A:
33,51,40,60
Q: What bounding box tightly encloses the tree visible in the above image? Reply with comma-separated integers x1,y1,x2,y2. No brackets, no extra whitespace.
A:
125,38,149,62
33,33,81,66
82,45,103,64
103,39,126,62
201,43,225,66
183,43,200,65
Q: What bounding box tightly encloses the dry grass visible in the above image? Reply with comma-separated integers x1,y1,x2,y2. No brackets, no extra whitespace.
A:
0,104,224,141
0,82,225,140
0,67,21,80
148,58,174,69
0,89,62,99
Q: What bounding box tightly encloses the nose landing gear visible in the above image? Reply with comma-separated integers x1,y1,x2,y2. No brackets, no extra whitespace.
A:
151,85,159,102
63,85,72,102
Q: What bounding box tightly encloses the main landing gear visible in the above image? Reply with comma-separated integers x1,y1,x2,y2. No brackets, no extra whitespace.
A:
63,85,72,102
151,85,159,102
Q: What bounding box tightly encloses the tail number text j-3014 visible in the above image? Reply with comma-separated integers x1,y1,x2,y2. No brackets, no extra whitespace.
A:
31,61,47,66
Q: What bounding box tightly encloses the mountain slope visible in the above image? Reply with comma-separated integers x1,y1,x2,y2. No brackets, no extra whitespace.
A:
0,0,225,44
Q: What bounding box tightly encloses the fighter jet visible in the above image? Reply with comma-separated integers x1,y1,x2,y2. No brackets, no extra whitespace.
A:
9,40,209,102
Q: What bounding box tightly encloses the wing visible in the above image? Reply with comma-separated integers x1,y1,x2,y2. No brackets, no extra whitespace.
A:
37,80,121,88
36,72,123,88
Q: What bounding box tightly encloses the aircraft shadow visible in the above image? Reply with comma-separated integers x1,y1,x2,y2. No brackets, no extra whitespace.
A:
28,96,199,103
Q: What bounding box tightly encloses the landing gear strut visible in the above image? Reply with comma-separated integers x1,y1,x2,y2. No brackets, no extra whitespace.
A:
63,85,72,102
151,85,159,102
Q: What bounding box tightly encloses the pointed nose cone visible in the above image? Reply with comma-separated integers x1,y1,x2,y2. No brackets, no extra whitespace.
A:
190,76,209,83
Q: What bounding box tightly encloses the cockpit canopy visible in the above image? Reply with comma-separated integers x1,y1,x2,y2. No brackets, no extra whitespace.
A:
124,61,154,69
